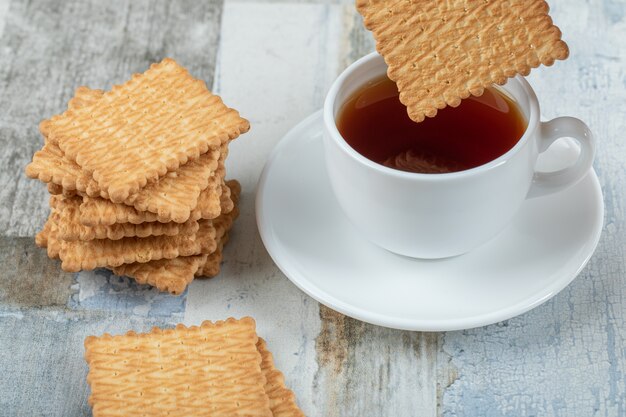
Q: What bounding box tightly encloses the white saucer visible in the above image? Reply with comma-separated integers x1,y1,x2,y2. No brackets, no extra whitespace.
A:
256,111,604,331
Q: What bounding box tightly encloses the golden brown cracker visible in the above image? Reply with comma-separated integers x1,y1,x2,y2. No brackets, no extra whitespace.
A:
48,217,216,272
196,181,241,278
38,87,105,139
29,88,225,221
84,317,272,417
47,58,249,203
257,338,305,417
356,0,569,122
47,182,78,197
112,181,240,293
79,196,170,226
209,179,239,236
222,178,239,213
68,149,222,223
193,169,230,220
76,152,227,227
112,254,207,295
48,227,62,260
121,149,220,222
26,141,94,194
47,182,63,195
196,233,229,278
37,215,61,259
79,173,226,226
111,231,228,295
29,88,104,195
35,218,52,249
51,195,199,241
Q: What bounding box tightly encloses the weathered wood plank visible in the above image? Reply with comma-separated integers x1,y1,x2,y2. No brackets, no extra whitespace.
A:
184,3,440,416
185,4,343,416
68,269,187,318
0,236,75,308
0,0,223,237
0,0,8,37
338,2,375,71
317,8,443,417
315,307,440,416
439,1,626,415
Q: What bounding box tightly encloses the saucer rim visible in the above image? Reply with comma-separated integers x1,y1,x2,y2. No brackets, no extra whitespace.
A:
256,110,605,331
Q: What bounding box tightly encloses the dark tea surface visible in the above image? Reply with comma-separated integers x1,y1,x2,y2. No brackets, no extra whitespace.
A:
336,75,527,173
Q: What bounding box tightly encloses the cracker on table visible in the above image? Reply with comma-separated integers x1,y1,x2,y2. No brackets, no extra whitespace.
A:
29,88,104,195
356,0,569,122
48,217,216,272
197,180,241,277
78,174,224,226
220,178,238,214
257,338,305,417
84,317,271,417
110,231,230,295
26,141,95,195
47,182,77,197
211,180,239,236
38,86,105,139
36,216,61,259
51,195,199,241
112,254,207,295
196,233,229,278
47,58,249,203
78,158,227,226
28,88,224,222
112,181,240,293
35,217,52,249
122,148,220,222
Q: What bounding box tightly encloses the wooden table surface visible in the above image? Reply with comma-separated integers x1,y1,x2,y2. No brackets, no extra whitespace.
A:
0,0,624,415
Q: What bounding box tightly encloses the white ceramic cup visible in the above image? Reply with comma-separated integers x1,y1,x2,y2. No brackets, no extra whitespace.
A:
322,52,595,259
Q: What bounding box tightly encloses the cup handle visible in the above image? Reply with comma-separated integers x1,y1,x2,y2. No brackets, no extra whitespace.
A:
526,117,596,199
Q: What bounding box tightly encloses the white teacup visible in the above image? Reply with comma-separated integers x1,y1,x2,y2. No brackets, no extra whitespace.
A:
322,52,595,259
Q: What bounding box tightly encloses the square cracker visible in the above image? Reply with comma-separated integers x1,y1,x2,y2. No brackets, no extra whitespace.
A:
84,317,272,417
46,216,217,272
196,233,230,279
46,58,249,203
27,144,221,222
79,176,231,226
196,180,241,277
29,87,104,198
47,182,75,197
108,232,229,295
112,254,207,295
111,181,240,294
73,151,227,224
35,218,52,250
26,87,224,222
257,338,305,417
50,195,199,241
356,0,569,122
36,217,61,260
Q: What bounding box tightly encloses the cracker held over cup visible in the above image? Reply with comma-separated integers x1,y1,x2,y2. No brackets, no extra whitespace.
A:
356,0,569,122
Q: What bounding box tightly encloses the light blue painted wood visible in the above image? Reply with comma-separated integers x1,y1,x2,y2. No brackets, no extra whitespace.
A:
441,1,626,415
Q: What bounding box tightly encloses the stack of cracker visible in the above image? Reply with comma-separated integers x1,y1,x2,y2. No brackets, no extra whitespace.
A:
84,317,305,416
26,59,249,295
